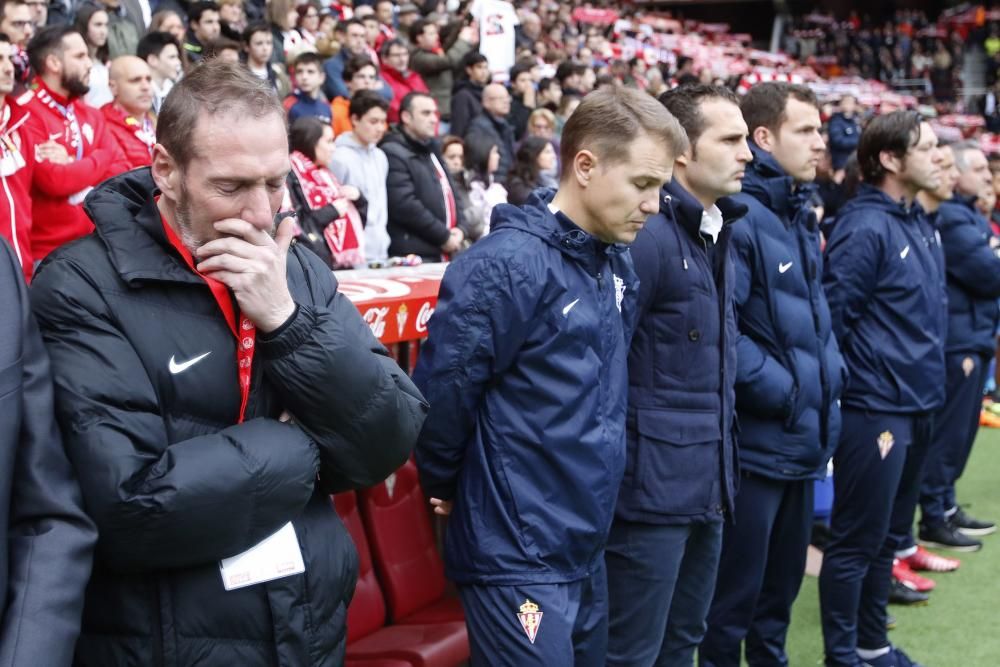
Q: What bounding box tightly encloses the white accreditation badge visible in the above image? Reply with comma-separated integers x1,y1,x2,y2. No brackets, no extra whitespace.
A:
219,522,305,591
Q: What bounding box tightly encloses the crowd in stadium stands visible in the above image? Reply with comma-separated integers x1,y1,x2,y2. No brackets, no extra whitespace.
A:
5,1,1000,666
783,10,968,102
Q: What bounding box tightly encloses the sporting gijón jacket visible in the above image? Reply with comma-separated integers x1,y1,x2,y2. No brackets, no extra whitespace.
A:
0,103,35,281
824,183,947,414
728,146,846,480
14,78,129,261
414,189,639,585
936,195,1000,355
615,179,743,524
30,168,428,667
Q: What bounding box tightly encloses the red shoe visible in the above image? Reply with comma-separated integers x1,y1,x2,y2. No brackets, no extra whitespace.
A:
892,558,936,592
902,545,960,572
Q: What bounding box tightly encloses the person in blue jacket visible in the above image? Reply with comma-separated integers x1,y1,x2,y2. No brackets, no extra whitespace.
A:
605,84,750,667
820,111,946,667
412,86,687,666
917,141,1000,549
700,82,845,667
827,94,862,173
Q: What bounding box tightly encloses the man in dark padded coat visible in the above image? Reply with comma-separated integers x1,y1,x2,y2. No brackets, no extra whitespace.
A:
0,236,96,667
30,60,427,667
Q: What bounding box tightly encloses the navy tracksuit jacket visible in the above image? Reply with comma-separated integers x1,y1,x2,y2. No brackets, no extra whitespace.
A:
819,183,947,664
413,190,639,665
921,195,1000,525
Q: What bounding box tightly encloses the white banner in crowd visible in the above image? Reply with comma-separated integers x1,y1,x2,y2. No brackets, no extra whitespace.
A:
471,0,519,81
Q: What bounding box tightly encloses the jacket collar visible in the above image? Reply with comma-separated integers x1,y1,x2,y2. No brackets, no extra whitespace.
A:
743,142,818,228
84,168,205,286
494,188,627,274
662,179,747,240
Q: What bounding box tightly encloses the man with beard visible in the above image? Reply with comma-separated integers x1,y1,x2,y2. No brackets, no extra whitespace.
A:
821,112,946,667
29,60,427,666
16,26,128,265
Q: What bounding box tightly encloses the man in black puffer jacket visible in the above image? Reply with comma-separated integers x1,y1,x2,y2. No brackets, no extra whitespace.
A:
31,61,427,667
384,91,467,261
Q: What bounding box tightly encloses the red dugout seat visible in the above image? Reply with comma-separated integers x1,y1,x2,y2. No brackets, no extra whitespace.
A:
358,460,465,625
332,492,468,667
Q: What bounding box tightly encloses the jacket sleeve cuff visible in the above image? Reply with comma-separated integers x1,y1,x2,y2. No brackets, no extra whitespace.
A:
257,303,313,359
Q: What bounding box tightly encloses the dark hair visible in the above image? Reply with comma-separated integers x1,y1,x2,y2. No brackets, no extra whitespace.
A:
137,31,181,60
289,115,328,162
294,50,324,71
158,59,286,169
379,37,407,59
242,21,270,44
459,50,487,73
337,17,364,33
0,32,8,44
295,1,320,27
857,110,923,185
676,55,692,70
441,133,463,156
559,86,688,181
74,4,108,64
464,132,499,182
203,37,241,58
509,136,549,185
27,25,82,75
659,84,738,157
509,59,534,84
349,88,389,119
538,76,557,92
400,90,432,118
408,18,432,44
342,53,376,82
555,60,584,84
188,1,220,25
741,81,819,136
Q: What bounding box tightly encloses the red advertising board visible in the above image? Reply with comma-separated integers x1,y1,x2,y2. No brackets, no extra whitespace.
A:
335,263,447,344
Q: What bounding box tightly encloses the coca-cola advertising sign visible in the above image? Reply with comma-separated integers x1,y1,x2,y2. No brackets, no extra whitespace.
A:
335,264,445,344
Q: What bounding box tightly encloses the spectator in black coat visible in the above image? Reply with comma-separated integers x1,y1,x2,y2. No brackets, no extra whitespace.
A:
505,135,558,206
0,237,96,667
383,91,466,261
508,59,536,140
449,51,490,138
465,83,516,182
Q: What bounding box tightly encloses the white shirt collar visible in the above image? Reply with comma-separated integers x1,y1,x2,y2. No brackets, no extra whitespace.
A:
700,204,723,243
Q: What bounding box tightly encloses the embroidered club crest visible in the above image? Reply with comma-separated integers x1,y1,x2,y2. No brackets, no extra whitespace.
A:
384,472,396,500
517,599,543,644
877,431,895,460
396,304,408,338
962,357,975,378
613,274,625,313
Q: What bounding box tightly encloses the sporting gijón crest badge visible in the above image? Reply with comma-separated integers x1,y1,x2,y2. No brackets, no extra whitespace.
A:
517,599,543,644
877,431,895,460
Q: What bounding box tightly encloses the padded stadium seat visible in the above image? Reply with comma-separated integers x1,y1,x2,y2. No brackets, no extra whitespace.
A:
358,460,465,626
332,493,469,667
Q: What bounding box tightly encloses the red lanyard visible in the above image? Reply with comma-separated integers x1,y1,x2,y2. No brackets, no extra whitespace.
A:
161,214,256,423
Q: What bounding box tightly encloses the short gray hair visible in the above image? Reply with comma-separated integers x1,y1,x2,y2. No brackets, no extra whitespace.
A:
950,140,983,173
157,59,286,168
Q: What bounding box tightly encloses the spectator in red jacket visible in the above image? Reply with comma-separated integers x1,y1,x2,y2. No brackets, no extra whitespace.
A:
379,38,427,124
16,25,129,263
101,56,155,171
0,33,35,280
